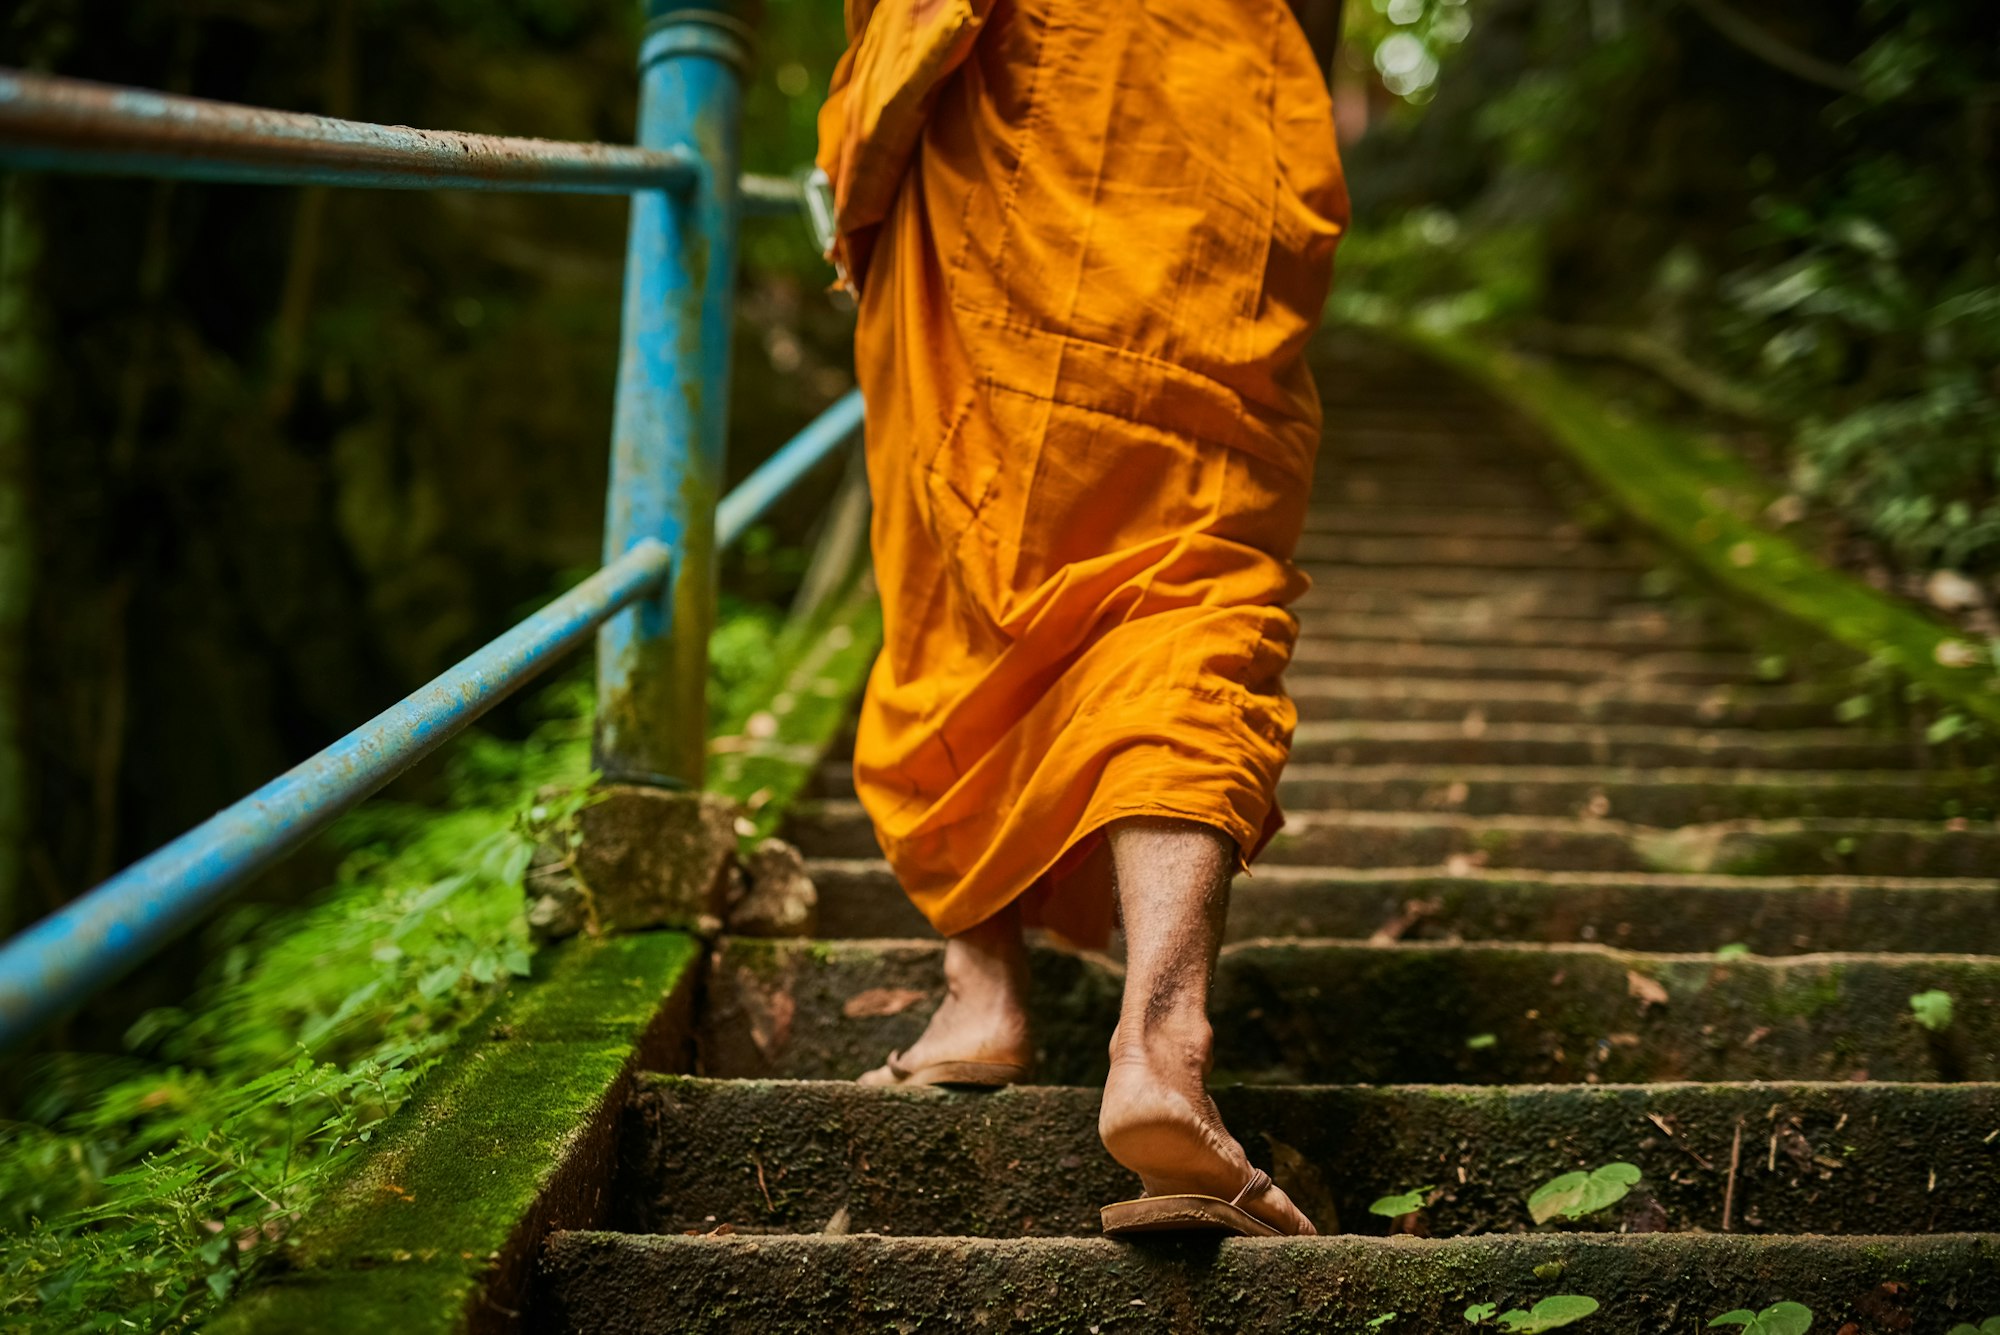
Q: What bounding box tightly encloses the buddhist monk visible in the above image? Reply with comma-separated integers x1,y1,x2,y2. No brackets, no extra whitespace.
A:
816,0,1348,1237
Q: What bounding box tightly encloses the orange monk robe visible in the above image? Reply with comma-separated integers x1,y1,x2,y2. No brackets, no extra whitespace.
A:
817,0,1349,949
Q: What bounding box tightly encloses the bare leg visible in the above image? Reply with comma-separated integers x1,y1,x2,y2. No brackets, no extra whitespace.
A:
858,898,1034,1084
1097,817,1315,1234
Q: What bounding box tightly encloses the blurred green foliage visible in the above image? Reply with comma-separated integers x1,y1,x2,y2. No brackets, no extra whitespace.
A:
1336,0,2000,578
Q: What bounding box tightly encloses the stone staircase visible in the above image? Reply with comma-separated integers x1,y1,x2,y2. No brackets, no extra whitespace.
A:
527,333,2000,1332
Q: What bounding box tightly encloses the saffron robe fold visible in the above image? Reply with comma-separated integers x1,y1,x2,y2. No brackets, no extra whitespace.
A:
817,0,1349,948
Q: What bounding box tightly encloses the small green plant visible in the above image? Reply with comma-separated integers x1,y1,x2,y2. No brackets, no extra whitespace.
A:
1527,1163,1641,1224
1496,1296,1601,1332
1533,1261,1566,1281
1910,989,1955,1032
1465,1303,1499,1324
1367,1314,1397,1330
1947,1318,2000,1335
1369,1185,1435,1218
1927,711,1980,746
1709,1302,1813,1335
1466,1033,1498,1050
1715,943,1752,960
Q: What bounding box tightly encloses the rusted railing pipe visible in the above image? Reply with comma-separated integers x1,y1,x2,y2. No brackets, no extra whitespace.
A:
0,68,698,194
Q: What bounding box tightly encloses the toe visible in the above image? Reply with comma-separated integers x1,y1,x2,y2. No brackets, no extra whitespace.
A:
856,1063,901,1087
1248,1181,1316,1237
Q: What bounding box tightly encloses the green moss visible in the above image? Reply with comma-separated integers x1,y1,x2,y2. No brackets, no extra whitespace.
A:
209,1260,480,1333
1408,330,2000,731
707,579,883,844
1767,965,1845,1022
210,932,700,1335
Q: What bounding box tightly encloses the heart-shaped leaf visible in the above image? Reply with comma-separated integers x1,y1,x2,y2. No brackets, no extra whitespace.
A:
1369,1185,1435,1217
1946,1319,2000,1335
1528,1162,1642,1223
1497,1295,1601,1332
1465,1303,1499,1324
1709,1301,1814,1335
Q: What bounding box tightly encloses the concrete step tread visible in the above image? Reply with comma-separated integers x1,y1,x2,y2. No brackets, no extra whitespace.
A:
1282,723,1927,767
1277,761,1977,785
615,1076,2000,1239
804,856,2000,952
791,800,2000,875
700,937,2000,1085
1300,614,1729,650
1295,534,1644,569
804,798,2000,829
1272,767,1993,823
805,854,2000,893
1303,506,1578,536
1292,641,1766,676
1286,677,1846,727
815,762,1985,808
1290,722,1904,746
534,1230,2000,1334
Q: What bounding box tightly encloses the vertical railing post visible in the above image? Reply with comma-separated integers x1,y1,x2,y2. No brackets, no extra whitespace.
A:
595,0,754,786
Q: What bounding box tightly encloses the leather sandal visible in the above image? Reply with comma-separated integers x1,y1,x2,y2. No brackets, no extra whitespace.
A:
1100,1167,1291,1238
866,1048,1030,1089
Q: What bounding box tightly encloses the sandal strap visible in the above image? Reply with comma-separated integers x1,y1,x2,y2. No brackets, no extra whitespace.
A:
1230,1168,1272,1208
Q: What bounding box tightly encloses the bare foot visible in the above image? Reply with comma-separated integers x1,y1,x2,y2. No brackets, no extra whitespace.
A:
858,903,1033,1085
1098,1018,1315,1233
1094,818,1315,1235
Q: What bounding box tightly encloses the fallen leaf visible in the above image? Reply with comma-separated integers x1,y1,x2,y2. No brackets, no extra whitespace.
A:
1626,970,1670,1008
843,987,928,1018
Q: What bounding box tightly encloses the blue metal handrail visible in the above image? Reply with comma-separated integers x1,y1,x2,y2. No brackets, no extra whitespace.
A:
0,1,864,1049
718,389,865,547
0,543,670,1045
0,69,803,210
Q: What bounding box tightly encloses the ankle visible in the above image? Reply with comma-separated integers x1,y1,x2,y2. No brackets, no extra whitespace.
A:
1108,1012,1214,1076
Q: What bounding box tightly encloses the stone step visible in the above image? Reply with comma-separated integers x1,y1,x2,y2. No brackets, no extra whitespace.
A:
535,1230,2000,1334
1289,641,1770,686
699,938,2000,1085
813,763,1977,820
1318,476,1577,510
1295,533,1642,570
615,1077,2000,1239
1265,811,2000,877
1327,440,1534,467
1303,505,1576,538
1274,765,1990,823
1320,459,1556,484
1285,721,1917,770
1309,612,1728,651
803,857,2000,954
1293,585,1673,620
1292,563,1652,599
1320,405,1517,429
1287,677,1843,729
787,803,2000,875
